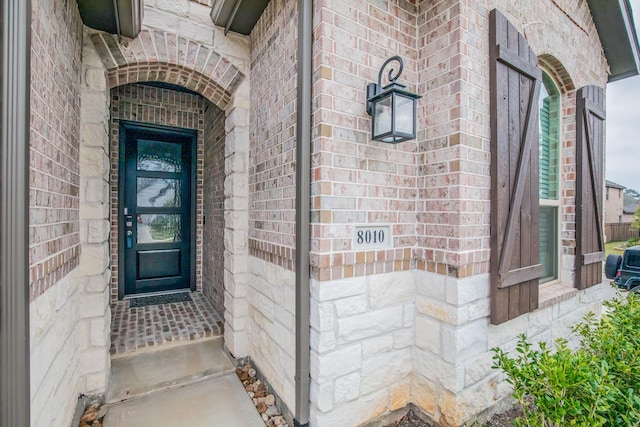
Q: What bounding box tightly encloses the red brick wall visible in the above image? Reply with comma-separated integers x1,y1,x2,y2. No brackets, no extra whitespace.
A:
249,0,298,271
29,0,83,300
109,83,205,300
308,0,419,281
203,103,226,314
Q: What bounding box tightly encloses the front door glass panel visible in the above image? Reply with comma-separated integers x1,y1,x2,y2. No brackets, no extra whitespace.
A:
137,214,182,243
136,178,181,207
137,139,182,172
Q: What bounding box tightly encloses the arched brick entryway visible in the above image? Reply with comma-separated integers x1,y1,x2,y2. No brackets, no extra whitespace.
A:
78,27,251,370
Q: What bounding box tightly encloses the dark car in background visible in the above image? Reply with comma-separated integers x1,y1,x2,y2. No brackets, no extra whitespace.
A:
605,245,640,293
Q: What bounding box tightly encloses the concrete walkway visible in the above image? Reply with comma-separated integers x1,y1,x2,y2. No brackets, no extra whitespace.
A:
103,338,264,427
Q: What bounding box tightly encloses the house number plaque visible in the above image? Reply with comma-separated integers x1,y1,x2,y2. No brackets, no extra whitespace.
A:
354,225,392,250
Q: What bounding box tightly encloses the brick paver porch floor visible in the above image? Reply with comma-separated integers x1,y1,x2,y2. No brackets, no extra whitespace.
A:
110,292,223,355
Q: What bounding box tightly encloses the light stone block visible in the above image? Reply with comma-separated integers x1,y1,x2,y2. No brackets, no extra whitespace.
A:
178,20,214,45
334,294,367,317
441,319,488,363
310,329,336,353
78,292,108,319
310,301,336,332
411,373,437,416
415,295,462,325
361,335,394,357
312,389,388,427
80,147,108,179
487,312,529,349
311,277,366,302
79,347,108,375
224,327,248,357
248,290,275,321
81,123,109,149
334,372,360,403
85,68,106,91
390,380,410,411
338,306,403,342
394,329,413,349
85,370,108,394
310,344,361,382
142,8,179,33
463,351,496,387
368,271,414,308
90,317,108,347
414,348,465,393
312,380,334,413
154,0,189,16
404,303,415,327
224,309,247,330
415,315,440,353
86,219,109,243
445,274,491,306
360,348,411,395
415,270,446,300
224,291,249,317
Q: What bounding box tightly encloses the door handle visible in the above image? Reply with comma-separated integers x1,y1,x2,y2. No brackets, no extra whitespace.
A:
126,229,133,248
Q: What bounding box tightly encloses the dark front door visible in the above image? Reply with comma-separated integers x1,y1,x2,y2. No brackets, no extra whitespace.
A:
120,122,196,297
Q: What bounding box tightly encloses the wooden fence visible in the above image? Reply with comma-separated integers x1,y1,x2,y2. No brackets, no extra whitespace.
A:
605,222,639,243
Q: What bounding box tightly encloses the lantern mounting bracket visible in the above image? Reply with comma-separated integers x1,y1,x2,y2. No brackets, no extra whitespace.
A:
366,56,405,116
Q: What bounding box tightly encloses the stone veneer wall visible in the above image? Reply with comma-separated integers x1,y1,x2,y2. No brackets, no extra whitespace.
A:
109,84,206,300
29,0,85,425
203,101,227,315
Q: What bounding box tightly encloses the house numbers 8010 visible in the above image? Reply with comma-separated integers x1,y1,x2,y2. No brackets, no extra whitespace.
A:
354,225,392,250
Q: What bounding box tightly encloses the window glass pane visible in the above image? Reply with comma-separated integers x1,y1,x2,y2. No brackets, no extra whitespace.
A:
539,205,558,283
137,178,181,208
626,252,640,269
539,74,560,200
394,94,414,134
373,96,392,137
137,140,182,172
137,214,181,243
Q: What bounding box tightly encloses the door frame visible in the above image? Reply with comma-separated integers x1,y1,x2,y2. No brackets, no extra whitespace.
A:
117,120,197,299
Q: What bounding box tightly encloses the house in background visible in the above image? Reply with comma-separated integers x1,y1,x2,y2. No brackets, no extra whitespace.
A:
605,180,625,224
604,179,640,241
624,198,640,223
2,1,639,427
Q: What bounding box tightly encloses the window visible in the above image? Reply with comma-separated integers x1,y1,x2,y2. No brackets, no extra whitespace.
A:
606,187,610,200
539,73,560,283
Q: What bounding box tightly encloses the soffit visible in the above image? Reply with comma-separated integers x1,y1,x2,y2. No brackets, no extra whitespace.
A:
210,0,270,35
76,0,143,39
587,0,640,82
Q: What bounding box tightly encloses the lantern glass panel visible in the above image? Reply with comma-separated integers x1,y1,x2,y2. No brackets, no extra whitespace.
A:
373,95,392,138
394,93,414,135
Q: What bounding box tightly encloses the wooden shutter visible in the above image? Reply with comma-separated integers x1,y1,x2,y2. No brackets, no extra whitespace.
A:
576,86,605,290
490,9,543,325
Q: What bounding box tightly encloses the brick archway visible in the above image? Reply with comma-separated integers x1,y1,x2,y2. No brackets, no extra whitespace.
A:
79,28,251,364
90,29,244,108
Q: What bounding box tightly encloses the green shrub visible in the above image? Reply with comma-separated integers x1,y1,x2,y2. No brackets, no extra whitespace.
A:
492,294,640,427
627,236,640,248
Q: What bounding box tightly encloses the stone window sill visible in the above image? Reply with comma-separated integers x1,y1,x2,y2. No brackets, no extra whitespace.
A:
539,281,578,309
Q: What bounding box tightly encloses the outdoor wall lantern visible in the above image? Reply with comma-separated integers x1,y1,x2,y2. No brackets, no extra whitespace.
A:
366,56,421,143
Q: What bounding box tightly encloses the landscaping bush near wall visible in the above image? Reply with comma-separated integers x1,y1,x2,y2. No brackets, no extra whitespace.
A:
493,294,640,427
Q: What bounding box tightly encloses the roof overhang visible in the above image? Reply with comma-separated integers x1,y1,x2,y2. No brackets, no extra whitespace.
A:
210,0,270,35
587,0,640,82
76,0,143,39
